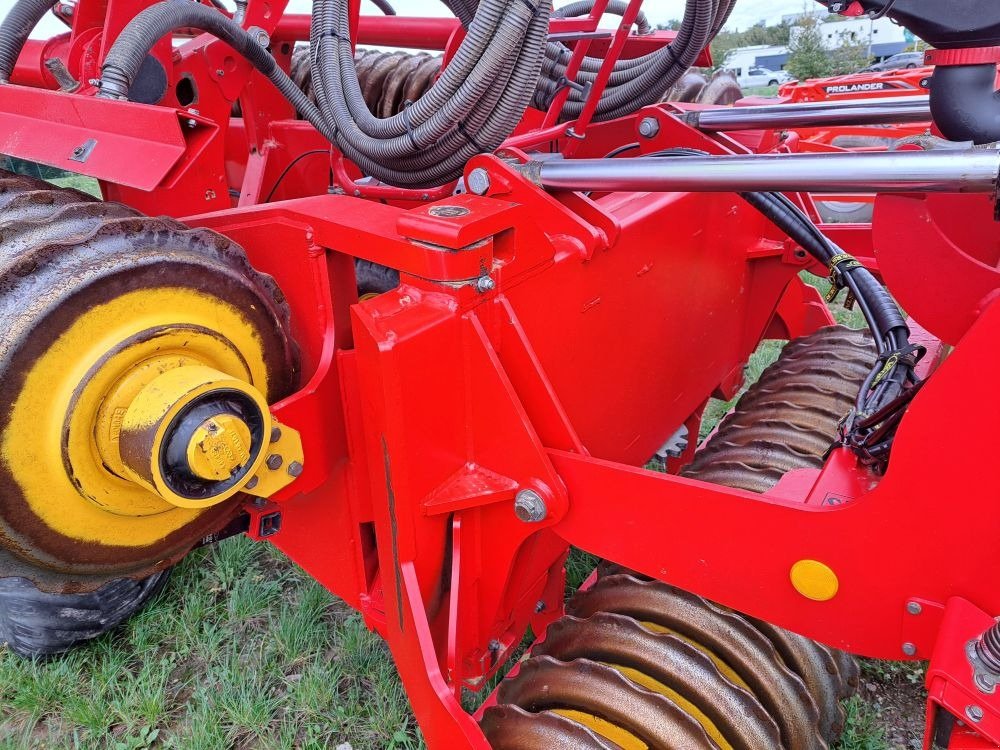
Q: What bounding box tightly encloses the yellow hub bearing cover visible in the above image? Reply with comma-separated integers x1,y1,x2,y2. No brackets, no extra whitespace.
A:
0,188,297,584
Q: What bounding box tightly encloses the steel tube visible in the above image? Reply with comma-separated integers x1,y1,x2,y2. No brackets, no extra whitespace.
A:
685,95,930,131
536,150,1000,194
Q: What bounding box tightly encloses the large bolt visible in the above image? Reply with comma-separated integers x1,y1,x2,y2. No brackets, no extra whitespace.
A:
248,26,271,47
476,275,496,293
287,461,303,478
638,116,660,139
266,454,283,470
906,601,922,616
467,168,491,196
513,489,547,523
967,704,985,723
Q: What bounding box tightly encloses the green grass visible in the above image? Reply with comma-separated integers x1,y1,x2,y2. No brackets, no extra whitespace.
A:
0,269,906,748
743,84,780,97
0,538,422,749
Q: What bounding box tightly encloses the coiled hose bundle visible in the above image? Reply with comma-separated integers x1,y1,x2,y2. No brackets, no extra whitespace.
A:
308,0,550,186
83,0,549,187
0,0,728,184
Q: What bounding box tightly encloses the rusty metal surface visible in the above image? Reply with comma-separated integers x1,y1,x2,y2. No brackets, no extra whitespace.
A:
696,70,743,106
288,46,441,118
497,655,719,749
749,618,849,743
569,574,827,750
480,705,624,750
534,612,782,750
0,170,296,592
683,326,876,493
665,71,707,103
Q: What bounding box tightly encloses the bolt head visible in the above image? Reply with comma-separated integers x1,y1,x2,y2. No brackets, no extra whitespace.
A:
248,26,271,47
906,601,922,616
476,275,496,293
245,476,259,490
287,461,304,478
270,426,283,443
902,642,917,656
266,454,283,471
467,168,491,196
967,704,985,723
638,116,660,139
513,489,547,523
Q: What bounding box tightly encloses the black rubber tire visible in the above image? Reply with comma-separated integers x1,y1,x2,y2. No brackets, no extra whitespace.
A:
0,569,171,658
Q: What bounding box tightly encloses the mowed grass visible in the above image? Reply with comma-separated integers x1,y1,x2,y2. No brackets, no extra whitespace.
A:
1,273,914,749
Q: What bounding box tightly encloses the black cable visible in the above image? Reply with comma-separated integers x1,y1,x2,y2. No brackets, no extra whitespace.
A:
604,142,640,158
623,147,921,470
263,149,330,203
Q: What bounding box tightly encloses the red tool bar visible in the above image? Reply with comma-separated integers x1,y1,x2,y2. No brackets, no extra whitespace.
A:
273,14,462,49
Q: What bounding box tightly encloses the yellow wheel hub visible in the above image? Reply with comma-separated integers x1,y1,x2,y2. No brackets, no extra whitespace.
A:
185,414,253,482
2,287,292,552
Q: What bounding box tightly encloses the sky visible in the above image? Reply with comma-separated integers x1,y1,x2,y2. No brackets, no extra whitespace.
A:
29,0,812,39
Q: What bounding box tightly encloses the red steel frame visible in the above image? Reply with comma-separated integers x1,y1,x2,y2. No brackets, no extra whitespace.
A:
3,1,1000,748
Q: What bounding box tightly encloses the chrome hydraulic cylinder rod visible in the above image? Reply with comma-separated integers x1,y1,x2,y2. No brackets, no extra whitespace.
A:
534,150,1000,194
683,95,930,131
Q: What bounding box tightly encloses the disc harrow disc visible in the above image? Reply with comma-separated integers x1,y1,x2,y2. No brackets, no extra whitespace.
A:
483,326,875,749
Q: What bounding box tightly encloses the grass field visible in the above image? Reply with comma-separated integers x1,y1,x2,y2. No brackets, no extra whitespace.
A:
0,165,923,748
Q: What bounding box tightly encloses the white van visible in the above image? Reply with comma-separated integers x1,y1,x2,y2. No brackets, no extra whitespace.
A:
730,66,793,88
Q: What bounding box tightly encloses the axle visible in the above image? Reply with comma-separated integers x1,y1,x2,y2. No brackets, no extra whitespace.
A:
532,149,1000,194
683,95,931,131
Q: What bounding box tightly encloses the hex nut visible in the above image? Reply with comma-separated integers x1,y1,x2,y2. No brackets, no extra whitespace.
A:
287,461,304,478
468,168,491,196
266,454,283,471
638,116,660,139
514,489,547,522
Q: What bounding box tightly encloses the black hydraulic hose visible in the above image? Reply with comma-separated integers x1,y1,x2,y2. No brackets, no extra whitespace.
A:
554,0,652,36
542,0,728,121
369,0,397,15
97,1,338,145
633,147,916,438
0,0,58,84
310,0,547,185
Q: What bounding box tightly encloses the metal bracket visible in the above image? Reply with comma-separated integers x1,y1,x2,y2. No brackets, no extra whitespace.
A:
69,138,97,163
242,418,305,498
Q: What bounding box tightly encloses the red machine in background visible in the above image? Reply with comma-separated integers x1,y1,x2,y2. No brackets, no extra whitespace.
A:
2,0,1000,747
779,65,932,103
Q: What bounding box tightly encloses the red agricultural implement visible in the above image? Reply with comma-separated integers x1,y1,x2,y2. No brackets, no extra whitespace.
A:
2,0,1000,747
779,65,932,103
